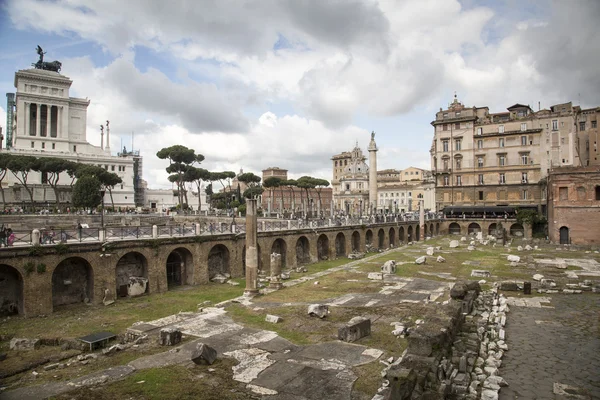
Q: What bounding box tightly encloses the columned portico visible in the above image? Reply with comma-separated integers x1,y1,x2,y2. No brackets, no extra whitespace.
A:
35,103,41,137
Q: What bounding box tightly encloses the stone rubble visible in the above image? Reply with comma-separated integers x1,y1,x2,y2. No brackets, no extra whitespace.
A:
415,256,427,265
381,260,397,274
308,304,329,319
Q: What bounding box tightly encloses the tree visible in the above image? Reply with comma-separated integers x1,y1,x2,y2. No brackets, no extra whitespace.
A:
0,154,12,208
282,179,298,213
8,155,41,206
313,178,330,214
38,158,78,209
75,164,122,210
263,176,282,213
184,167,210,212
156,145,204,208
238,172,262,199
72,175,102,210
296,176,317,217
100,171,123,210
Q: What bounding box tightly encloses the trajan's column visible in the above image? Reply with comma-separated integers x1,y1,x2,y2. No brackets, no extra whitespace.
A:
368,131,378,214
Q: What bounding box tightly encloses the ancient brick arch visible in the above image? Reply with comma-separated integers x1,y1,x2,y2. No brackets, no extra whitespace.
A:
449,222,461,235
207,244,230,280
335,232,346,257
430,223,434,237
0,264,23,316
389,227,396,247
271,238,287,268
365,229,373,246
296,236,311,265
115,252,148,298
377,229,385,248
424,224,429,238
351,231,360,252
415,225,420,241
510,223,524,237
468,223,481,234
488,223,497,236
317,234,330,260
407,225,413,241
399,226,405,242
52,257,94,308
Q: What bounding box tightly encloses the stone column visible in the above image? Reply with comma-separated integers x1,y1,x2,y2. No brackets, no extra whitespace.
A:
330,199,335,217
419,199,425,240
24,102,30,137
368,132,378,215
267,197,272,216
45,105,51,137
269,253,283,289
244,198,259,296
36,103,41,136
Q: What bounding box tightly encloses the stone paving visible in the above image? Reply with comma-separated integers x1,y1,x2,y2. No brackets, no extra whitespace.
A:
500,294,600,400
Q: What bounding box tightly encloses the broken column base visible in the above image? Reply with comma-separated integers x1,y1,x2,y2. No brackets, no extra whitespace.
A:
269,279,284,289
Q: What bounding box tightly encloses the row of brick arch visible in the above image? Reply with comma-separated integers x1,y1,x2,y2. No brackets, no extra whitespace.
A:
0,223,439,316
447,222,525,237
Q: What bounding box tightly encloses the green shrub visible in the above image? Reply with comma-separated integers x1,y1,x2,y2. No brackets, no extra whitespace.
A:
37,263,46,273
24,261,35,275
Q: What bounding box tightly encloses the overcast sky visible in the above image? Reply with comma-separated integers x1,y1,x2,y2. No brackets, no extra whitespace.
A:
1,0,599,190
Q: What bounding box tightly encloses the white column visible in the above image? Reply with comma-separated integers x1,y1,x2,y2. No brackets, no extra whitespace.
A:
35,103,41,136
24,102,30,137
46,105,51,137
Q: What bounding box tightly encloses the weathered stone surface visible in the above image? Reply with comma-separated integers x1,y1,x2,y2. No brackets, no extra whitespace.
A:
451,282,468,299
386,367,417,400
9,338,40,351
517,246,523,251
532,274,544,281
467,245,476,251
338,317,371,342
450,240,460,248
265,314,282,323
368,272,383,280
426,247,434,256
524,245,533,251
507,255,520,263
437,255,446,263
540,278,556,288
281,271,290,280
471,270,491,278
127,277,148,297
308,304,329,318
381,260,396,274
159,327,182,346
415,256,426,265
210,274,228,284
499,281,519,291
191,343,218,365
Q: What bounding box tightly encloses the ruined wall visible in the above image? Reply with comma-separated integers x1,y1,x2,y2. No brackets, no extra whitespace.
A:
0,266,22,316
115,253,147,295
52,258,93,307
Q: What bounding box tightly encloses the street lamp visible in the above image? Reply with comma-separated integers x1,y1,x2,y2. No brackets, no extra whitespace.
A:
100,189,105,228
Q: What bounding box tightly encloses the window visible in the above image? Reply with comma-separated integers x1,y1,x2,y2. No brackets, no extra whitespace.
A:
499,138,505,148
454,122,460,129
579,121,585,131
121,184,124,189
456,175,462,186
499,125,505,133
520,123,527,132
521,172,528,183
443,124,448,131
443,113,448,118
51,143,55,149
522,190,528,200
335,161,338,167
596,186,600,200
41,142,45,149
455,139,461,151
443,159,449,171
442,140,449,152
478,174,484,184
478,157,484,168
122,166,125,172
521,136,527,145
561,137,565,144
477,139,483,149
345,184,350,190
499,155,506,166
499,173,506,184
408,192,412,197
455,158,462,170
478,191,484,200
559,187,568,200
111,165,115,171
31,141,34,148
552,120,558,130
73,145,77,152
455,111,461,117
477,127,482,135
521,154,529,165
593,121,597,129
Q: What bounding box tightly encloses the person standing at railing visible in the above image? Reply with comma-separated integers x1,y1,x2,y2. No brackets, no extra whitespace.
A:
77,223,83,241
7,229,14,247
0,226,6,248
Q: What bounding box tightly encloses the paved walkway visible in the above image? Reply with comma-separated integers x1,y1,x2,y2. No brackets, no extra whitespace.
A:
500,294,600,400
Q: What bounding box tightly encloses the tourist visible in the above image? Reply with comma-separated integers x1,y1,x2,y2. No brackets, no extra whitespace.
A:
77,223,82,240
7,229,15,247
0,226,6,247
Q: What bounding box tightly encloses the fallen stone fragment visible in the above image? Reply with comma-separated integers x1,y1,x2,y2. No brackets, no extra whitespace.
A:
159,327,182,346
9,338,40,351
415,256,426,265
381,260,396,274
191,343,218,365
525,245,533,251
210,274,228,284
471,270,491,278
338,317,371,342
308,304,329,318
450,282,468,299
467,245,476,251
449,240,460,248
265,314,282,323
368,272,383,280
507,255,520,263
281,271,290,280
437,255,446,263
426,247,434,256
532,274,544,281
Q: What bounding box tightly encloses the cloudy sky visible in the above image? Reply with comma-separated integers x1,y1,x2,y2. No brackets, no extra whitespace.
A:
1,0,599,190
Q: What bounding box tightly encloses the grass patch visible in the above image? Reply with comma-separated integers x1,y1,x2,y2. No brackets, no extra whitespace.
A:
0,282,245,340
352,360,385,399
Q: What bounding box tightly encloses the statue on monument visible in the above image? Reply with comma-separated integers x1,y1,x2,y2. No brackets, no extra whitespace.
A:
371,131,375,140
32,45,62,73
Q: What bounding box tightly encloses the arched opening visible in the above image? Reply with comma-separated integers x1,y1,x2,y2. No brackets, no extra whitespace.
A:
0,264,23,316
317,234,329,260
271,239,287,268
242,247,246,275
377,229,385,248
468,223,481,234
335,232,346,257
449,222,461,235
365,230,373,246
407,225,413,242
399,226,405,242
430,223,434,237
115,252,148,298
389,228,396,247
510,223,524,237
52,257,93,307
488,223,497,236
424,224,429,238
296,236,310,265
559,226,569,244
415,225,420,241
351,231,360,252
207,244,230,280
436,223,440,235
